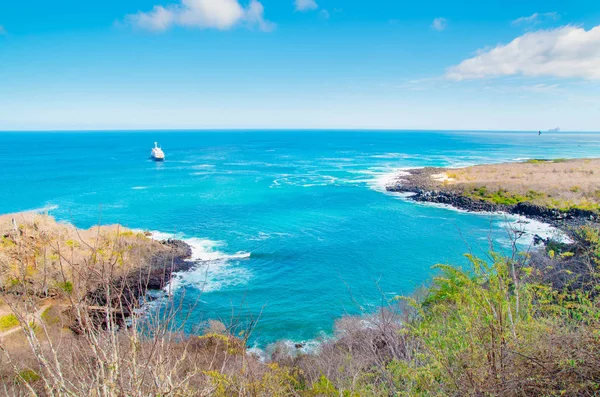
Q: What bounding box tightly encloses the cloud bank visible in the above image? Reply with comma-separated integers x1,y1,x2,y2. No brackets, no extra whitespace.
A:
446,25,600,80
127,0,274,32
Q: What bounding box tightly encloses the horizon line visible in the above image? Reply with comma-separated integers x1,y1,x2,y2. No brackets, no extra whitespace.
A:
0,128,593,133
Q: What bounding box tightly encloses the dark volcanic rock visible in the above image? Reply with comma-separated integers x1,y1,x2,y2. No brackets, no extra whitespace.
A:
386,168,599,230
87,238,193,314
146,239,194,289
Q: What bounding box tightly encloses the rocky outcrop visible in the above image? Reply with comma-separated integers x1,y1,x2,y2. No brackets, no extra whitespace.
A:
87,238,193,315
146,239,194,289
386,168,599,230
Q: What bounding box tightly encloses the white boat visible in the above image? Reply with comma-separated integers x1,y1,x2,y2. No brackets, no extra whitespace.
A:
150,142,165,161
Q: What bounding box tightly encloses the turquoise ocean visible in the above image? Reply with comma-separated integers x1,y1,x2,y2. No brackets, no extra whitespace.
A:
1,130,599,348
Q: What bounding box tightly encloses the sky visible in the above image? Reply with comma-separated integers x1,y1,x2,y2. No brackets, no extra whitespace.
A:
1,0,599,131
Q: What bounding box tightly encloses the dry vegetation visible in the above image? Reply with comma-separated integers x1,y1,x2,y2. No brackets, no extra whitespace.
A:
0,212,599,396
0,212,168,299
439,158,600,211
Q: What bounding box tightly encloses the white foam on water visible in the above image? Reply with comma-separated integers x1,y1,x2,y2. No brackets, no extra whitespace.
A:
148,231,252,294
167,258,251,294
497,215,573,245
270,174,339,189
132,186,149,190
369,153,410,159
357,165,572,247
353,168,413,193
386,198,571,246
148,230,178,241
248,336,330,362
248,231,293,241
24,204,59,213
190,164,216,169
184,237,250,262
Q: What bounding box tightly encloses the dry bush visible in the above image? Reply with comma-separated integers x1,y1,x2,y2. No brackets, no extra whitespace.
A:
0,214,279,397
0,213,169,299
2,214,599,396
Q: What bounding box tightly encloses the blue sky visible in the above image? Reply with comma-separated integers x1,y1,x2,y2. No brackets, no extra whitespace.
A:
1,0,599,131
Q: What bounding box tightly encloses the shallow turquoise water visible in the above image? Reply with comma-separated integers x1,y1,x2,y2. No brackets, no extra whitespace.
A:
1,130,599,346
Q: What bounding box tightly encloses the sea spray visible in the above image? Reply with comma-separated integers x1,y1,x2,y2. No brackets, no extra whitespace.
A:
148,231,252,293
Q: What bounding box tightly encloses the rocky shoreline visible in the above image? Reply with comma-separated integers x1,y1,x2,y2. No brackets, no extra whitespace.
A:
87,238,194,318
386,167,599,231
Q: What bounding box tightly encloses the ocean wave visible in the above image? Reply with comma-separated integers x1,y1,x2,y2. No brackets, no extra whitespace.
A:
360,165,570,246
23,204,59,213
248,335,330,362
497,216,572,245
351,168,413,193
368,153,410,159
149,231,252,293
389,198,570,246
248,314,398,361
131,186,149,190
270,174,339,189
248,231,293,241
190,164,215,169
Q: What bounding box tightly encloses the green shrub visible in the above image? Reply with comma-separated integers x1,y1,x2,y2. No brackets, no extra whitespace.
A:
15,369,40,384
57,281,73,294
0,314,19,330
384,248,600,395
40,306,60,325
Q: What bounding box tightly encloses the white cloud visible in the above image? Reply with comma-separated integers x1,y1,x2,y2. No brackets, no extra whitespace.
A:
446,25,600,81
0,25,6,35
482,83,562,95
512,12,559,26
319,10,330,20
295,0,318,12
431,17,447,31
246,1,275,31
126,0,273,32
131,6,176,31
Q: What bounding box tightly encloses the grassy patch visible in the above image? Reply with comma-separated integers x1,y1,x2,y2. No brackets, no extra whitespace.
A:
524,158,569,164
464,186,600,213
0,314,19,331
566,202,600,213
547,198,600,213
56,281,73,294
15,369,40,384
1,237,16,249
467,187,544,206
41,306,60,325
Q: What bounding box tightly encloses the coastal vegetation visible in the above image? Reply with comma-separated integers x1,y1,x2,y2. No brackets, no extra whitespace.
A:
387,159,600,226
464,186,600,213
0,212,598,395
440,158,600,213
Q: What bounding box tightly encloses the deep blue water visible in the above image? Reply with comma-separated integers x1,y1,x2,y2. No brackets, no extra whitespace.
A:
1,130,599,347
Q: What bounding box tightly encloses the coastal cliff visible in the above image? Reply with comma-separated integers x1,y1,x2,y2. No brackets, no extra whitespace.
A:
386,160,600,229
0,213,193,316
1,211,599,395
